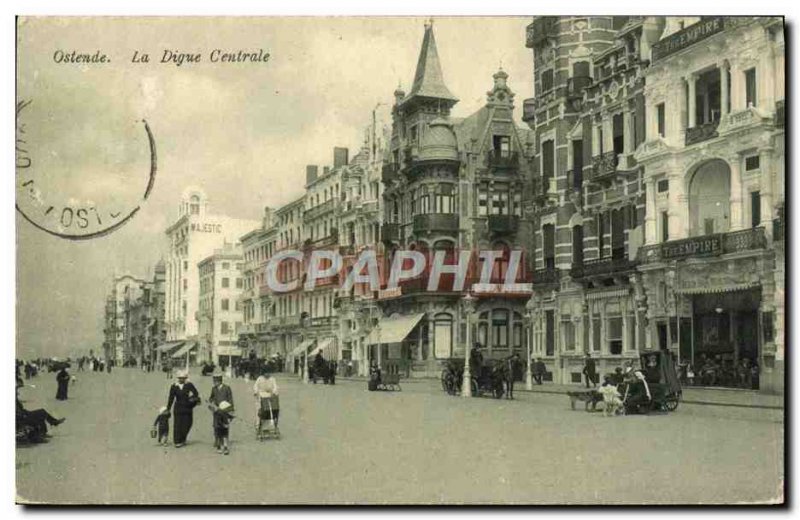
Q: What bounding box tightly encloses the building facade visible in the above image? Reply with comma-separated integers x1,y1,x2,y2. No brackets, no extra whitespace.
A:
102,274,150,364
636,16,785,392
164,187,259,357
197,243,245,366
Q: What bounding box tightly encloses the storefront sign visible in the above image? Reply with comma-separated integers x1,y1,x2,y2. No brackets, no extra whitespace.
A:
471,283,533,295
190,222,223,233
652,17,725,62
661,235,722,260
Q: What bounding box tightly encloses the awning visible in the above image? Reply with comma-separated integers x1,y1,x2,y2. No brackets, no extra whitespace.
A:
290,339,316,358
171,342,198,359
156,341,185,353
309,338,335,358
675,282,761,295
365,313,425,345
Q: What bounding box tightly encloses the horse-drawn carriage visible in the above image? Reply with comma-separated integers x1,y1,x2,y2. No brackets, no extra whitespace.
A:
635,350,682,412
309,359,337,385
440,358,509,399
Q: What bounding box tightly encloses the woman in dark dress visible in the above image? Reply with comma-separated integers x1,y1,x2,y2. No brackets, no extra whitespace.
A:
55,366,70,400
166,370,200,447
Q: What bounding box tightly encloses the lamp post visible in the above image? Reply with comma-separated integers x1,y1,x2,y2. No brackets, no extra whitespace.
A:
461,294,476,397
525,298,535,391
301,313,311,384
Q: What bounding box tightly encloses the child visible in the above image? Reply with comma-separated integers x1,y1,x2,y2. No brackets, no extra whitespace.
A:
213,401,234,455
153,406,170,445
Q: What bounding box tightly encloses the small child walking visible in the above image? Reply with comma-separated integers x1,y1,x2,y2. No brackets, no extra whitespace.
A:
213,401,234,455
153,406,170,445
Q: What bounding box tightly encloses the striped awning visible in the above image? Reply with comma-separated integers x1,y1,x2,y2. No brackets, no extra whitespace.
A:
675,282,761,295
290,339,316,358
586,287,632,300
309,338,335,358
171,342,198,359
365,313,425,345
155,341,185,353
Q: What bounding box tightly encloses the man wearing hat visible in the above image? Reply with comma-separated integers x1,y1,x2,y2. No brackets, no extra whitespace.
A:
208,369,234,453
166,370,200,447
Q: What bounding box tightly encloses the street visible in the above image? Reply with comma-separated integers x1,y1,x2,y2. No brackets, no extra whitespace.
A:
16,368,784,505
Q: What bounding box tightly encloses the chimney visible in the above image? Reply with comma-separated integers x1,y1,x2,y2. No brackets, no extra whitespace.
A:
333,147,349,168
306,165,318,185
262,206,274,229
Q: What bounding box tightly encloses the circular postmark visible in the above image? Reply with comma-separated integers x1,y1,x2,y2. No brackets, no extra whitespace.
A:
15,99,157,240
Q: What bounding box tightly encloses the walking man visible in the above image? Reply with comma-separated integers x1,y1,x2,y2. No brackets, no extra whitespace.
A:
207,369,234,454
582,353,597,388
167,370,200,447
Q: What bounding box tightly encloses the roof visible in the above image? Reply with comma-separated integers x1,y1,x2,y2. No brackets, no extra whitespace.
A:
400,24,458,107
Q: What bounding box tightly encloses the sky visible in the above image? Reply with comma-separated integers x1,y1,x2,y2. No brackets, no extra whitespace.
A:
15,16,534,358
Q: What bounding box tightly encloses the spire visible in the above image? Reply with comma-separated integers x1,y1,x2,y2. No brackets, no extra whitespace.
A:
401,22,458,107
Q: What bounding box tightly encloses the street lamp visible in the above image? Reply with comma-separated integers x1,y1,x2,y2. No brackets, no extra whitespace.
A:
461,294,476,397
301,313,311,384
525,298,536,391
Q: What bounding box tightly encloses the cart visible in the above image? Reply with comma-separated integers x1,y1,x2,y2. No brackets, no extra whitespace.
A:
637,351,682,412
255,393,280,440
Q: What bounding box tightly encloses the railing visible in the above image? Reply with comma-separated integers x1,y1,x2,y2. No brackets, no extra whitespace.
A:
304,198,336,222
310,316,336,328
685,120,719,146
639,228,766,263
522,98,536,124
487,214,520,235
381,222,400,242
776,100,785,128
525,16,559,48
485,150,519,170
532,267,560,286
412,213,459,234
570,256,637,279
588,151,618,182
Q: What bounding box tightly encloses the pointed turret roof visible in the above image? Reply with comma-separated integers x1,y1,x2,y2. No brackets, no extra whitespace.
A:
400,23,458,107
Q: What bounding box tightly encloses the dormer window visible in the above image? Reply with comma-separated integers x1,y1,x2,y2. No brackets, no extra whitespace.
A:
493,135,511,158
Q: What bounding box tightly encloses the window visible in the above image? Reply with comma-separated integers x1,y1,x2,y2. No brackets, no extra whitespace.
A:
657,179,669,193
751,191,761,228
661,211,669,242
221,277,230,288
513,192,522,217
745,68,757,107
420,186,430,214
562,318,575,351
221,321,230,335
492,310,509,350
434,314,453,359
657,103,666,137
572,225,584,266
541,140,555,189
571,140,583,189
541,69,554,92
608,316,623,355
236,278,243,289
542,224,555,269
592,313,602,352
477,187,487,216
182,279,187,290
613,113,624,156
545,310,555,356
745,155,761,171
493,135,511,158
598,213,606,258
222,262,230,270
183,260,188,270
221,298,229,311
704,218,715,236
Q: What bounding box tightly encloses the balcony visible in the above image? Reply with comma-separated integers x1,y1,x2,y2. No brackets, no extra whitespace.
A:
566,76,592,98
570,256,637,279
382,162,399,184
685,120,719,146
532,267,560,287
522,98,536,124
487,214,520,235
485,150,519,170
304,198,335,222
525,16,559,48
586,151,619,185
381,222,400,243
639,228,766,264
532,176,558,204
412,213,459,235
776,100,785,128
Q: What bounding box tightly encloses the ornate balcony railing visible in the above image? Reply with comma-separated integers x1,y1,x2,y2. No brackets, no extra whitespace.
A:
485,150,520,170
525,16,559,48
303,198,336,222
587,151,618,182
685,119,719,146
412,213,459,234
639,228,766,263
532,267,560,286
570,256,637,279
487,214,520,235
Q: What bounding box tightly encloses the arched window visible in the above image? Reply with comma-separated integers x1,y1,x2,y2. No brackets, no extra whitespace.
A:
189,195,200,215
433,313,453,359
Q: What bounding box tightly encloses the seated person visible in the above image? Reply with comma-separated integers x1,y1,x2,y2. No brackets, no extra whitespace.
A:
623,370,652,415
16,383,65,441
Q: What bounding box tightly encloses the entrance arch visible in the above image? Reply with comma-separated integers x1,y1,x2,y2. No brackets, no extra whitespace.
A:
688,159,731,237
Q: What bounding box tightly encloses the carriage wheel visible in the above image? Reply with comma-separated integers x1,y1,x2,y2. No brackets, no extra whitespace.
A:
665,395,679,412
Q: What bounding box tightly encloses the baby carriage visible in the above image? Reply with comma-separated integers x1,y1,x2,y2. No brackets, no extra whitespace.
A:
255,393,280,440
